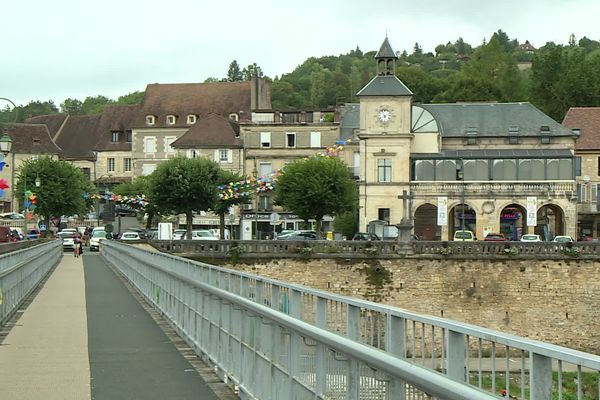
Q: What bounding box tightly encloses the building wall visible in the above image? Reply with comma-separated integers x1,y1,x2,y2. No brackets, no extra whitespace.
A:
224,258,600,353
132,128,187,176
95,151,133,181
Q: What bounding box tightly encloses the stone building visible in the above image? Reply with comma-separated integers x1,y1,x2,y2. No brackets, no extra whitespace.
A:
356,37,579,241
562,107,600,239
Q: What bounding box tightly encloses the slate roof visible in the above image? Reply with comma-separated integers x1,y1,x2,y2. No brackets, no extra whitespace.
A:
94,104,140,151
562,107,600,151
375,37,397,59
356,75,413,97
420,102,573,137
135,81,257,128
25,114,68,138
1,123,62,155
171,113,242,148
52,115,102,160
339,103,360,141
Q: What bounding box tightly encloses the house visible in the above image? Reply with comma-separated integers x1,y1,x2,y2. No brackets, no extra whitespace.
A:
0,123,62,212
131,78,271,177
355,37,579,241
562,107,600,239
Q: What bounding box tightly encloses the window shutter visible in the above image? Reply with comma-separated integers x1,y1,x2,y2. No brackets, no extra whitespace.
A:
213,150,219,162
227,150,233,163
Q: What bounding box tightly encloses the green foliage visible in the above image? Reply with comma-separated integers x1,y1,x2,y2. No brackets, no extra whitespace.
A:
227,60,243,81
333,209,358,239
60,98,83,114
16,157,94,230
227,245,243,264
214,170,248,239
0,100,59,123
273,156,357,237
117,91,145,105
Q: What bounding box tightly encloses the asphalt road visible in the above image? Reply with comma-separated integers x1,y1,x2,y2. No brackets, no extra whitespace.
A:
83,253,220,400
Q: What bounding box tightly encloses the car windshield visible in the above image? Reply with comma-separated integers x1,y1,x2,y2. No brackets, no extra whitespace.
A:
123,233,137,238
58,232,74,239
455,232,472,239
522,235,538,240
194,231,212,237
92,231,107,238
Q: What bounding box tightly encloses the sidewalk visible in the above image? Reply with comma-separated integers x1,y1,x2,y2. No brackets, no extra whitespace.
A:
0,252,91,400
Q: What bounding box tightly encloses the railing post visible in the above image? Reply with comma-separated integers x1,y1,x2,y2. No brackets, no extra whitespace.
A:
530,353,552,400
347,304,360,400
447,330,466,382
288,289,302,398
387,314,406,399
316,297,327,397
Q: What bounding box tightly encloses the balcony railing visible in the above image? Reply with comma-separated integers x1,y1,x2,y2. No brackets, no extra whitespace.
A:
411,181,576,197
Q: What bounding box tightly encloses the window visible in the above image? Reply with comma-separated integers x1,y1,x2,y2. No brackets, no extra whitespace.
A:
377,158,392,182
108,158,115,173
145,115,156,125
111,131,119,142
463,160,489,181
310,131,321,148
378,208,390,223
260,132,271,148
508,136,519,144
126,131,132,143
593,184,599,204
124,158,132,172
414,160,435,181
577,184,586,203
166,115,176,125
575,156,581,176
188,150,198,158
259,162,272,177
164,136,176,154
597,157,600,176
215,149,232,163
187,114,197,124
82,168,91,180
286,132,296,148
258,195,272,211
518,159,545,180
547,159,572,180
541,136,550,144
144,137,156,153
435,160,456,181
352,151,360,178
492,159,517,180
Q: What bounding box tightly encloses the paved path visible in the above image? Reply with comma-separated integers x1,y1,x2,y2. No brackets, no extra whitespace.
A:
0,251,227,400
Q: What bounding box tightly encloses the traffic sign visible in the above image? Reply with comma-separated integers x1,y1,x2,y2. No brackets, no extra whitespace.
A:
269,212,280,225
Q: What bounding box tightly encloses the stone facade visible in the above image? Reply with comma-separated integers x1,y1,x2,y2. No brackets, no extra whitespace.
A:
224,258,600,353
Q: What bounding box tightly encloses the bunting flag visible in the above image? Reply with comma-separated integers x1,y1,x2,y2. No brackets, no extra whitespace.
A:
86,192,149,208
0,178,9,190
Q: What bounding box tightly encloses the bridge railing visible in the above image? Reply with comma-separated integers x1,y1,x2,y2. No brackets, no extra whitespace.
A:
103,241,600,399
0,240,61,327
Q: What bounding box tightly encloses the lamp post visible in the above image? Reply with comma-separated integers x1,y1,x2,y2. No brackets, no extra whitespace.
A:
456,159,466,240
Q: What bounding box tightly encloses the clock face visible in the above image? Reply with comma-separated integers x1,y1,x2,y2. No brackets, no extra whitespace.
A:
378,109,392,123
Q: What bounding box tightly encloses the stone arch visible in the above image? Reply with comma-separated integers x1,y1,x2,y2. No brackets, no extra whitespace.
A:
498,203,527,241
413,203,440,240
450,201,477,238
536,203,566,240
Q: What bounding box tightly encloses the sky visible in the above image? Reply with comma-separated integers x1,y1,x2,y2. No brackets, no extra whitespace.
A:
2,0,600,108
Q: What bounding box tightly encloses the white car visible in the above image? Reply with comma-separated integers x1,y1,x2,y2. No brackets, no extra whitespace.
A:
90,230,109,251
120,231,141,241
172,229,186,240
520,234,542,242
553,235,574,243
186,230,218,240
58,231,76,251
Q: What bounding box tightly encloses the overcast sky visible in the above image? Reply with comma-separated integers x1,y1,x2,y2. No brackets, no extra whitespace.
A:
2,0,600,108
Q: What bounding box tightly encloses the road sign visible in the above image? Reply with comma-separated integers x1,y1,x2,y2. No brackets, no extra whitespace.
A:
269,212,280,225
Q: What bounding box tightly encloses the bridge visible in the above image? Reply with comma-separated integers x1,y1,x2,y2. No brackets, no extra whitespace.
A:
1,240,599,399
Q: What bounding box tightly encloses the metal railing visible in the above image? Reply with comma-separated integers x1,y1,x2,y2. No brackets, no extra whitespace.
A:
0,240,61,327
102,241,600,399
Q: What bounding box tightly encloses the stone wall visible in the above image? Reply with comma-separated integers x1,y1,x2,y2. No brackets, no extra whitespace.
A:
222,257,600,354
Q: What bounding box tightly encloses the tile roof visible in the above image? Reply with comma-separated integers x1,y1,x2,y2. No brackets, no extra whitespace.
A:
1,123,62,155
171,113,242,148
135,81,259,128
25,114,68,138
93,104,139,151
562,107,600,151
356,75,413,97
375,37,397,59
420,102,573,137
53,115,103,160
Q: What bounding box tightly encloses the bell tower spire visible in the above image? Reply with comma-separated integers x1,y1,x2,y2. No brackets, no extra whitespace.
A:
375,36,398,76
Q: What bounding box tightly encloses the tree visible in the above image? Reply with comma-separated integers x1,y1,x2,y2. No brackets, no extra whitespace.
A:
117,91,145,105
149,156,221,239
273,156,357,237
16,157,94,235
113,175,155,229
214,170,249,239
227,60,243,81
60,98,83,114
241,63,264,81
81,95,114,115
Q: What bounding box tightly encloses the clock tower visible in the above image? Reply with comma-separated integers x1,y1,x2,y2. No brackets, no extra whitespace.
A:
356,37,414,232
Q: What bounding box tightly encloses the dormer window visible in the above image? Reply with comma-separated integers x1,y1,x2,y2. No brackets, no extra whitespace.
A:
145,115,156,125
166,115,176,125
508,126,519,144
229,113,239,122
466,127,478,145
111,131,119,142
187,114,197,124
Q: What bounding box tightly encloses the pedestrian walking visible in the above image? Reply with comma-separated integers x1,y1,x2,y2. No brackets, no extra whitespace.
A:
74,234,82,257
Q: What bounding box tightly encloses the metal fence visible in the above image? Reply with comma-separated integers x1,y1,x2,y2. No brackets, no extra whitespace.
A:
0,240,61,327
102,241,600,400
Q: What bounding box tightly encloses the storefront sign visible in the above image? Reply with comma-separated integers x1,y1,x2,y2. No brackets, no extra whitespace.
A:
437,197,447,226
526,197,537,226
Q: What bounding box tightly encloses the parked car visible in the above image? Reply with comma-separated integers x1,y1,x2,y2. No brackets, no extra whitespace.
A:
453,230,476,241
10,227,24,240
90,229,110,251
172,229,186,240
0,212,24,220
182,230,218,240
27,229,41,240
484,233,507,242
115,204,137,217
58,231,76,251
520,234,542,242
278,231,318,240
553,235,574,243
120,231,142,241
352,232,381,241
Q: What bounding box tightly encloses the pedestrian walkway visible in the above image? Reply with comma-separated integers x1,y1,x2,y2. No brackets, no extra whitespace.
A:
0,251,229,400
